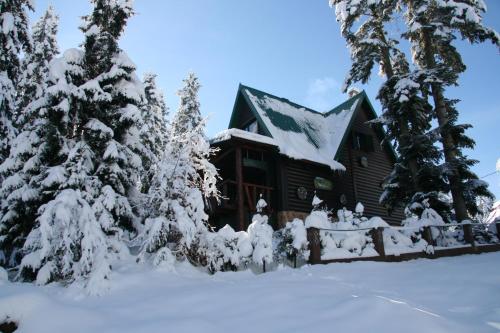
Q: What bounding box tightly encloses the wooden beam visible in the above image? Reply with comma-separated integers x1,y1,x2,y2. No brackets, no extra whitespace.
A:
236,146,245,231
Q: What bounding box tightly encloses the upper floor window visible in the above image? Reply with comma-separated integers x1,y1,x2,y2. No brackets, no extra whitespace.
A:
244,120,258,133
353,132,374,152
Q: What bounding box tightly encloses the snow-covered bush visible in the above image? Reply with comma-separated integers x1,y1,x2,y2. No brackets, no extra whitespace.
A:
275,219,309,266
248,211,273,270
202,225,253,273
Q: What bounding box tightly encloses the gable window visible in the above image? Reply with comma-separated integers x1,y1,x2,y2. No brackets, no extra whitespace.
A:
353,132,374,152
244,120,258,133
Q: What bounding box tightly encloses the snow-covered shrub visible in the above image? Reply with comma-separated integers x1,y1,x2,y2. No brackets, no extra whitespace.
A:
248,212,273,269
203,225,252,273
275,218,309,266
19,189,111,294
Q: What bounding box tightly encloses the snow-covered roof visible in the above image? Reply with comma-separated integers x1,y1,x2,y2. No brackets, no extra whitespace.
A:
212,85,376,171
211,128,278,147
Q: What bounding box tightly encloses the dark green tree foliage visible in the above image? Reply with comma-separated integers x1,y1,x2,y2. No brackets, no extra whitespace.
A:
17,5,59,126
403,0,498,220
0,5,61,266
0,0,32,167
79,0,144,232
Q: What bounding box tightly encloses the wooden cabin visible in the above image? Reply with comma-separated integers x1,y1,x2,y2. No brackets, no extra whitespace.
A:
208,84,404,231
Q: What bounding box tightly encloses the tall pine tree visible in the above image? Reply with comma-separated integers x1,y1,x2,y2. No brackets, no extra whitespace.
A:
0,0,33,169
139,73,219,265
79,0,144,233
139,72,168,193
0,5,59,266
403,0,498,220
330,0,446,217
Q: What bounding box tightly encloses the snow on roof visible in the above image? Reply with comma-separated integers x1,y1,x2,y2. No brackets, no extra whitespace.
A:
211,128,278,147
242,87,363,171
486,201,500,225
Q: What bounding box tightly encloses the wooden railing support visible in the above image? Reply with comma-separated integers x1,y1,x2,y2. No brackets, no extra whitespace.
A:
422,226,435,246
370,227,386,258
307,227,322,264
462,223,476,249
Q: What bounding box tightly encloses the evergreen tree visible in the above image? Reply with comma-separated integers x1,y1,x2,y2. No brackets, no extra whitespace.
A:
0,5,60,266
11,48,87,275
330,0,446,217
17,5,58,125
139,73,219,265
79,0,144,232
139,72,168,193
403,0,498,220
171,72,203,136
0,0,33,168
17,0,146,292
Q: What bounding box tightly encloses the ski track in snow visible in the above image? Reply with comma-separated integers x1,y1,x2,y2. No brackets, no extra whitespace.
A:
1,252,500,333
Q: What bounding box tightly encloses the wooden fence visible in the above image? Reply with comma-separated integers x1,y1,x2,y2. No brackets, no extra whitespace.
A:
307,222,500,264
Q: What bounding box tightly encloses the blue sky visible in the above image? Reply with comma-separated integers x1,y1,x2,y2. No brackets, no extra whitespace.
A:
31,0,500,199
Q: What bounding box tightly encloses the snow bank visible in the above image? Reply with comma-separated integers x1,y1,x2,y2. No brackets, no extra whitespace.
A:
2,252,500,333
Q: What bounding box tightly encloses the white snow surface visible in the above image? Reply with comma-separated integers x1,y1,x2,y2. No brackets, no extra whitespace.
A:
244,88,359,171
2,253,500,332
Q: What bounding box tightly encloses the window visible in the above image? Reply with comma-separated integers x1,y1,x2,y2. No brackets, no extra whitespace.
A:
243,120,258,133
353,132,374,152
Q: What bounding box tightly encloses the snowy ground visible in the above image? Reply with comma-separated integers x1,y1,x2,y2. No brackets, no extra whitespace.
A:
1,253,500,333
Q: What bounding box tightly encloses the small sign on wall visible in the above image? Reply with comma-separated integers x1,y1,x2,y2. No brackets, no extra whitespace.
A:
314,177,333,191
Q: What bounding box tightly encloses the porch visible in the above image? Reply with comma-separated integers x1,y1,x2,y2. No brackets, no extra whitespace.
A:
209,134,280,231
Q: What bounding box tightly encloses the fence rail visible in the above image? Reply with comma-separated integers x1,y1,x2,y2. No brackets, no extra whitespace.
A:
307,222,500,265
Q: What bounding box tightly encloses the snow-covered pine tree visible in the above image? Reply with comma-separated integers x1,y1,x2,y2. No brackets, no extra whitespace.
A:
17,5,58,126
0,5,60,267
171,72,203,136
402,0,497,220
0,0,33,169
79,0,144,233
330,0,446,216
139,73,219,265
139,72,168,193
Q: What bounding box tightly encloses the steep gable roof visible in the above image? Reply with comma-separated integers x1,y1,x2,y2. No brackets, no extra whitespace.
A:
221,84,387,171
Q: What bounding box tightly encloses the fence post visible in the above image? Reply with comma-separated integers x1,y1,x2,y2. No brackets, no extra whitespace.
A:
422,226,435,246
307,227,321,264
370,227,386,258
462,223,476,249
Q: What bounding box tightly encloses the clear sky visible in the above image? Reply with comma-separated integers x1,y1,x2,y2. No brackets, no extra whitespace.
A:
31,0,500,199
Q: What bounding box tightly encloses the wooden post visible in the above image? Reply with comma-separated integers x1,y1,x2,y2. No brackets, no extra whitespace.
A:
370,227,386,258
462,223,476,248
236,146,245,231
422,226,435,246
307,227,321,264
263,260,266,273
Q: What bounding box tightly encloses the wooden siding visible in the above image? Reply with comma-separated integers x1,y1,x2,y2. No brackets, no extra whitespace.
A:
341,104,404,224
280,103,404,224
